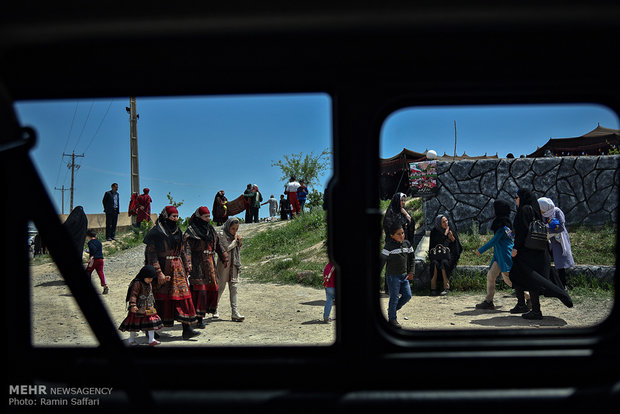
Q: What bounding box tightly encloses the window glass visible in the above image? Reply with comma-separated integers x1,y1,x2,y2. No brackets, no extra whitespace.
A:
16,93,334,347
379,104,617,330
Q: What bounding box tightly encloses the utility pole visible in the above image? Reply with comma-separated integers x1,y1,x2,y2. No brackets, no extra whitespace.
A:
453,120,457,159
63,151,84,212
126,97,140,226
54,185,67,214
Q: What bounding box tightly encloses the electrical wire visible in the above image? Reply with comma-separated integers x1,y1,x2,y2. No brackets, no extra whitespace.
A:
83,100,113,154
54,102,79,187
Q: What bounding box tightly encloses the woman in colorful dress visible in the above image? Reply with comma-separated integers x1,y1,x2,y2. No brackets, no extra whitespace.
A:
143,206,199,340
184,206,229,328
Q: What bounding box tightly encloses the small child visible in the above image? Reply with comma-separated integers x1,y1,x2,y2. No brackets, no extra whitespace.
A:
380,223,414,329
322,262,336,323
475,200,515,310
85,229,108,294
119,265,163,346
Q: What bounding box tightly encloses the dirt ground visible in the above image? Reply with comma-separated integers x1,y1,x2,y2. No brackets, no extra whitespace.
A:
29,222,614,347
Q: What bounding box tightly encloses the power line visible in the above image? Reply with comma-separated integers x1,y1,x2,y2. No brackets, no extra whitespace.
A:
55,102,79,187
83,100,113,154
73,101,94,152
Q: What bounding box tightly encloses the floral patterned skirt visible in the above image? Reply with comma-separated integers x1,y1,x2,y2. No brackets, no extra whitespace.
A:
119,310,163,332
153,257,197,326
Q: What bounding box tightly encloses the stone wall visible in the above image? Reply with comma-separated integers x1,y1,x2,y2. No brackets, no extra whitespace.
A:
422,155,619,232
59,212,158,233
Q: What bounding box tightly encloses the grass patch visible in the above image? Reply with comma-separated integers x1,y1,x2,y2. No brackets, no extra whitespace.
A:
242,210,328,287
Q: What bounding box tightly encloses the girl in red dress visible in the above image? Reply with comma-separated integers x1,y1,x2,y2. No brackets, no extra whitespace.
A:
119,265,163,346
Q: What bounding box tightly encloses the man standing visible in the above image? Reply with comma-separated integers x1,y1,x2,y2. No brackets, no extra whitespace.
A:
243,184,254,224
102,183,120,241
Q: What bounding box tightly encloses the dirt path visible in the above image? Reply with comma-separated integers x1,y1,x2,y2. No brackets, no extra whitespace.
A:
30,222,613,347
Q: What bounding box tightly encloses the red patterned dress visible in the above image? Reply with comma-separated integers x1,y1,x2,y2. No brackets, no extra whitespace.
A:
146,239,197,327
119,280,162,332
184,219,228,317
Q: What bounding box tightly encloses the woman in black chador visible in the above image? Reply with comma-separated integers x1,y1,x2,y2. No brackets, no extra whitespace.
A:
428,214,462,296
509,188,572,319
383,192,416,245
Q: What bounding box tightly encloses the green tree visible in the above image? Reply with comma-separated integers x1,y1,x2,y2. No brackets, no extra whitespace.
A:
305,190,324,210
166,192,184,208
271,148,330,190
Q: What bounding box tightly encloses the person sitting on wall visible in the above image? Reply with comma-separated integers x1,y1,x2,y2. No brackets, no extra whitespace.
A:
428,214,462,296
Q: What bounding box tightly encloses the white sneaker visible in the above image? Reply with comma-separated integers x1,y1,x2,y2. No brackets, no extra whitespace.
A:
231,312,245,322
211,312,220,320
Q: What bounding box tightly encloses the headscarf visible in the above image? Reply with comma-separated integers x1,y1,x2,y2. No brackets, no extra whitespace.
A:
490,199,513,233
165,205,178,216
434,214,447,232
516,188,542,220
538,197,556,219
222,217,242,270
538,197,572,257
185,207,215,244
143,206,183,251
124,265,157,303
384,192,412,238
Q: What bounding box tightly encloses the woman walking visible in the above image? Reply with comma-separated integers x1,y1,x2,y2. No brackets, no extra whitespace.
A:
144,206,199,339
509,189,572,320
538,197,574,289
184,207,229,328
214,217,245,322
383,192,416,245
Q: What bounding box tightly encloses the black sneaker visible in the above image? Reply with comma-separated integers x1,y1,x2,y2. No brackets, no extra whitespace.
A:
509,303,530,314
475,300,495,310
522,310,543,320
430,289,438,297
182,325,201,340
388,319,402,329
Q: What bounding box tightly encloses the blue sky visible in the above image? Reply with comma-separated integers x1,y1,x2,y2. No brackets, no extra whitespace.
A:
381,103,619,159
14,96,619,220
15,94,332,219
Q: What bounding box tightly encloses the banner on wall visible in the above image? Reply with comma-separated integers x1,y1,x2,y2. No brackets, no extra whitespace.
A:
409,160,438,197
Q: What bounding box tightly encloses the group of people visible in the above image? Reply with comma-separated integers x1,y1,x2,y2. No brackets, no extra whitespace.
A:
241,177,309,223
118,205,246,346
104,183,153,243
381,189,575,328
128,187,153,226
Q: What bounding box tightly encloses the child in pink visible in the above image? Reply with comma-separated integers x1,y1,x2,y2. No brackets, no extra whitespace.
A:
322,262,336,323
